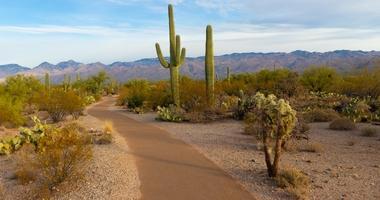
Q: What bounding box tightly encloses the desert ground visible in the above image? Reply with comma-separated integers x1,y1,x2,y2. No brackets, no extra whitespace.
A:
124,111,380,200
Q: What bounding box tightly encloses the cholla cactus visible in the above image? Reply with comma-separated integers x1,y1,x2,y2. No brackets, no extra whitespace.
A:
248,92,297,177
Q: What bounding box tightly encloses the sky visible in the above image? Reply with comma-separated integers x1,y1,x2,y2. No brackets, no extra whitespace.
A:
0,0,380,67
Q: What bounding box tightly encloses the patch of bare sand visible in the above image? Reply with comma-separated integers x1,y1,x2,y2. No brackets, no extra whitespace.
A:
124,112,380,200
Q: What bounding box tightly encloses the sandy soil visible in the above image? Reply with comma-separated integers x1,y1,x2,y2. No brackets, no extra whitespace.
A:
0,108,141,200
124,112,380,200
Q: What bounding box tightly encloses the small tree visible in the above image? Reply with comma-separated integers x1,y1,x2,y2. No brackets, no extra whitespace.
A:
247,92,297,177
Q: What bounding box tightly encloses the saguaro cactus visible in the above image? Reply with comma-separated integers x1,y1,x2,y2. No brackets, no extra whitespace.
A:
44,72,50,91
63,74,71,92
226,67,231,84
155,4,186,106
205,25,215,106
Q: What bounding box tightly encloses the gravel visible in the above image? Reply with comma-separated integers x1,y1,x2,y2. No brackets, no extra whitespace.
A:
0,110,141,200
124,112,380,200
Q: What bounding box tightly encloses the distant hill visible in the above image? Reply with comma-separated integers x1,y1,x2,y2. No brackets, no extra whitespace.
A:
1,50,380,82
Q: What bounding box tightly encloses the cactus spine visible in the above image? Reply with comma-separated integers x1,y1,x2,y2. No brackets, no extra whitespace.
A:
226,67,231,84
155,4,186,107
44,72,50,91
205,25,215,106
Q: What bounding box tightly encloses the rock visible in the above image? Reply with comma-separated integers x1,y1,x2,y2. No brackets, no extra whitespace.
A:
251,159,256,163
351,173,360,180
373,165,380,168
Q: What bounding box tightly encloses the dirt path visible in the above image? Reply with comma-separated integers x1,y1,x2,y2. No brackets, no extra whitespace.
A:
87,97,255,200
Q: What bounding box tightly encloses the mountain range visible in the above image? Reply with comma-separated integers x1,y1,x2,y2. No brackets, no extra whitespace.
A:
1,50,380,82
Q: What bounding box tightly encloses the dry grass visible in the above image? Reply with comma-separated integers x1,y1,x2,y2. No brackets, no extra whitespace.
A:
103,120,114,134
303,109,340,123
300,142,324,153
329,118,356,131
276,167,310,200
361,127,378,137
15,124,93,198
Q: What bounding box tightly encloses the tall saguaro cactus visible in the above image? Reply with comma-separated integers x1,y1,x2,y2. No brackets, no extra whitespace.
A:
44,72,50,91
226,67,231,84
205,25,215,106
155,4,186,106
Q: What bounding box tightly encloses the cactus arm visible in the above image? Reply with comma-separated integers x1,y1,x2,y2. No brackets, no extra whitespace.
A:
179,48,186,66
155,43,170,68
175,35,181,66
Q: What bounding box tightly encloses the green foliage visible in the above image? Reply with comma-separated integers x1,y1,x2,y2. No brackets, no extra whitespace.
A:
39,89,84,122
205,25,215,106
118,80,151,109
0,95,25,126
341,98,371,122
156,105,184,122
301,66,338,92
155,4,186,106
3,75,43,105
245,92,297,177
15,123,92,196
0,116,47,155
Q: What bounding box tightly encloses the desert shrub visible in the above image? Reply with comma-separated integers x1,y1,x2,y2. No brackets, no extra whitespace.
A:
233,90,255,120
156,105,184,122
83,96,96,106
180,77,207,111
336,67,380,98
253,69,303,98
341,98,371,122
302,108,340,122
104,120,114,134
300,142,324,153
149,81,172,108
118,80,151,109
41,89,84,122
15,124,92,196
301,66,339,92
329,118,356,130
0,95,25,127
93,133,113,145
3,75,43,105
361,127,378,137
245,92,297,177
276,167,310,200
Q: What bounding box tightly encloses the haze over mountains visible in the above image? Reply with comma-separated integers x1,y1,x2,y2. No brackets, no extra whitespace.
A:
1,50,380,82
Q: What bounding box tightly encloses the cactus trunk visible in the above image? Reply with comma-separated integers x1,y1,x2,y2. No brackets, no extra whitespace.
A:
226,67,231,84
44,73,50,91
205,25,215,106
155,4,186,107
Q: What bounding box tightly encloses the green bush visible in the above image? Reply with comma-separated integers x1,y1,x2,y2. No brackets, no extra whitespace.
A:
15,123,92,197
0,95,25,127
301,66,339,92
40,89,84,122
118,80,151,109
329,118,356,130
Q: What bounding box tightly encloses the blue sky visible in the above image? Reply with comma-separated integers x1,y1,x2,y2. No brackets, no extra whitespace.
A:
0,0,380,67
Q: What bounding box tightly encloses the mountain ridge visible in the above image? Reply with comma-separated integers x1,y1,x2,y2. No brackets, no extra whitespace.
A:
1,50,380,82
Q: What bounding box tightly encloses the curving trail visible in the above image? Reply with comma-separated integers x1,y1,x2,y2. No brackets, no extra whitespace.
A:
88,97,256,200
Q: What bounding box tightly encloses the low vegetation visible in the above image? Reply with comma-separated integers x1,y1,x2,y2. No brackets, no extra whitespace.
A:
15,123,92,198
361,127,378,137
329,118,356,130
276,167,310,200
